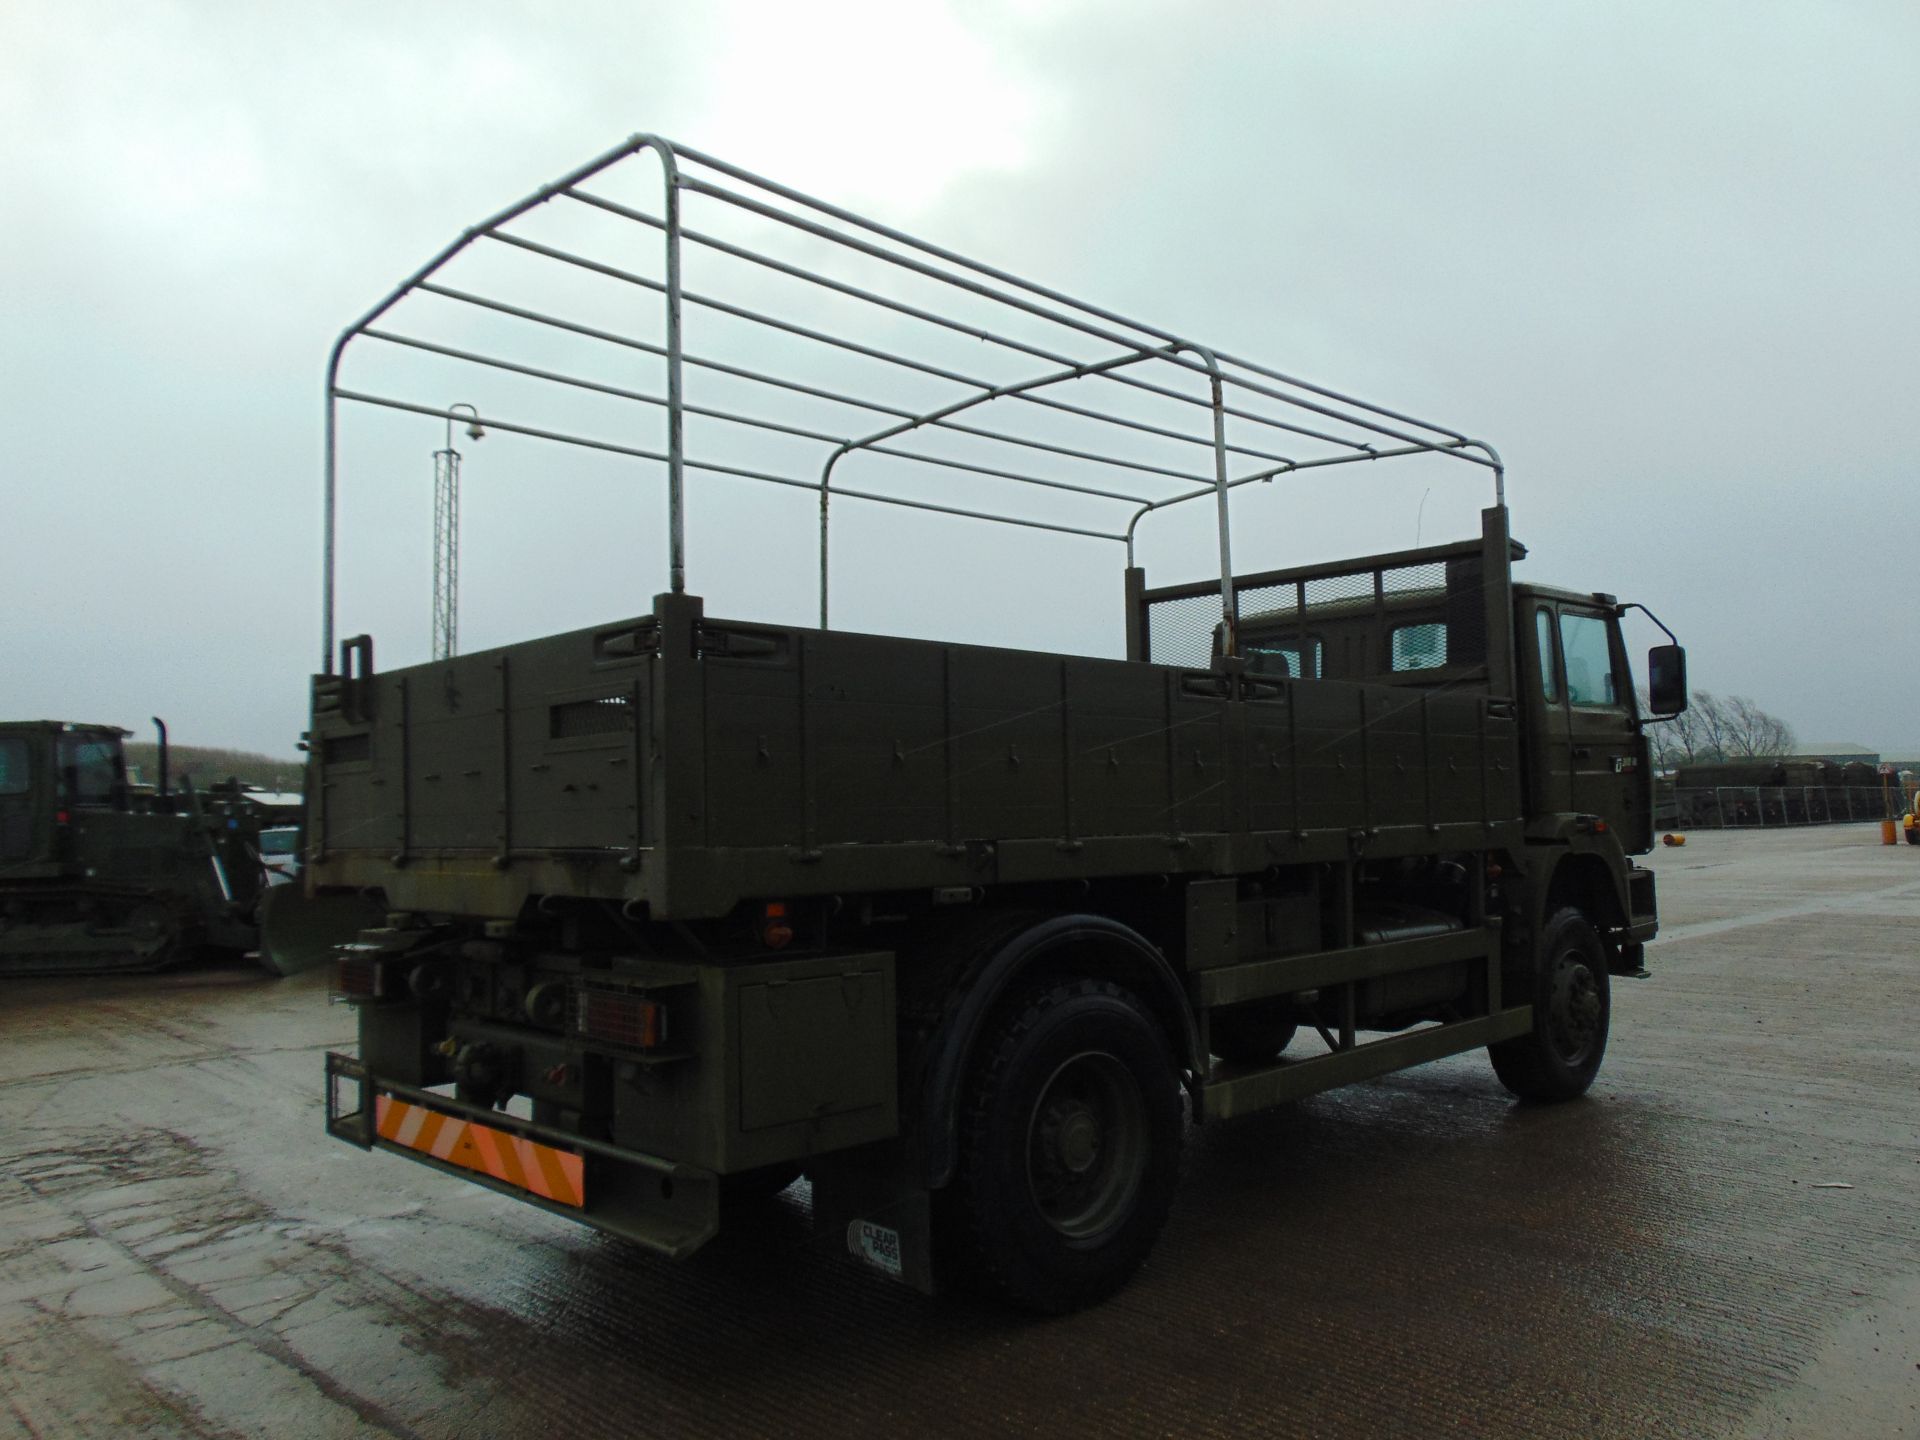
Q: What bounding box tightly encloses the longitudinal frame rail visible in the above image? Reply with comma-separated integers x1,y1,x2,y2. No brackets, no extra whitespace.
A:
323,133,1503,674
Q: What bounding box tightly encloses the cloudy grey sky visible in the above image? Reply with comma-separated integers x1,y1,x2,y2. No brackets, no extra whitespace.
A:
4,1,1917,756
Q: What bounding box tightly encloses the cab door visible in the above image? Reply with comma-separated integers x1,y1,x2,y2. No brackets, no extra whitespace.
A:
1555,606,1647,848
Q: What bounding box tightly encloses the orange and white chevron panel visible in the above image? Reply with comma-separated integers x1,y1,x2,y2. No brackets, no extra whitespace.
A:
374,1095,585,1208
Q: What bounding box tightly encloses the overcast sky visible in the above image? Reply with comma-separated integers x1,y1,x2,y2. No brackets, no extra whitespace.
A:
3,1,1917,756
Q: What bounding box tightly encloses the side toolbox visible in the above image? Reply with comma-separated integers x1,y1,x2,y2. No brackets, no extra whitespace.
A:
607,950,898,1175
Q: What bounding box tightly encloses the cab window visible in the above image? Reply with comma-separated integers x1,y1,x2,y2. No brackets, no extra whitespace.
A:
1535,609,1558,702
56,734,121,807
0,738,28,796
1389,622,1447,672
1558,613,1621,707
1246,638,1321,679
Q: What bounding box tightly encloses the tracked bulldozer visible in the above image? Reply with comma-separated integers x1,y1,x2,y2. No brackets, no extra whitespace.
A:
0,718,330,977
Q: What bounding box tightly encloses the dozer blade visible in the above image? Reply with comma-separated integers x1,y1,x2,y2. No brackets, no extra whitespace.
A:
258,886,385,977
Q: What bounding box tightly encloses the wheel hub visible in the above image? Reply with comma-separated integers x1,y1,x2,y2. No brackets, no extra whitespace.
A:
1046,1103,1102,1174
1025,1051,1148,1240
1549,960,1600,1061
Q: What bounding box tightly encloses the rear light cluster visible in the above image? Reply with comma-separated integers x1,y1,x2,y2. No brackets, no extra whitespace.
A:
334,953,387,1000
760,900,794,949
577,987,667,1049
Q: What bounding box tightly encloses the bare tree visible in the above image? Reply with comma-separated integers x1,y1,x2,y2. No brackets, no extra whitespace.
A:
1639,689,1796,769
1721,694,1795,757
1690,691,1732,762
1639,689,1695,769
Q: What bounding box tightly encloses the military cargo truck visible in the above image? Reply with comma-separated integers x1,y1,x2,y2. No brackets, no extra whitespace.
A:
0,719,287,975
313,136,1687,1311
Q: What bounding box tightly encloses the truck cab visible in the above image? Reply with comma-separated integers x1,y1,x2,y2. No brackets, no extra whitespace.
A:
1208,530,1672,985
1516,586,1650,853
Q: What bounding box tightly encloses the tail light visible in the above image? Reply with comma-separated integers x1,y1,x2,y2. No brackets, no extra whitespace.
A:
578,987,667,1049
760,900,794,950
334,952,386,1000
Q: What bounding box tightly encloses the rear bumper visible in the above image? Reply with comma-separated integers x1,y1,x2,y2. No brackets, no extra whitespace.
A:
325,1051,719,1258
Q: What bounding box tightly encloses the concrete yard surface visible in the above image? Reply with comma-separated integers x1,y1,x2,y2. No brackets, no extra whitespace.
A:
3,825,1917,1438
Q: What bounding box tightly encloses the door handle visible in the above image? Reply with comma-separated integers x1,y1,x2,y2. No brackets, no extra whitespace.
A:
1571,747,1592,760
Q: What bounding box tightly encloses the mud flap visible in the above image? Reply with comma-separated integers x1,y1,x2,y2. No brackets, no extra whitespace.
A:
809,1142,939,1295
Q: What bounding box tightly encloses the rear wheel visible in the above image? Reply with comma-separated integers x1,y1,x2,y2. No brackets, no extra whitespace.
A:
1490,906,1610,1101
953,977,1183,1313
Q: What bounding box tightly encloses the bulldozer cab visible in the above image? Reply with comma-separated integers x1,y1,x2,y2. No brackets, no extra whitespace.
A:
0,722,129,875
56,728,129,813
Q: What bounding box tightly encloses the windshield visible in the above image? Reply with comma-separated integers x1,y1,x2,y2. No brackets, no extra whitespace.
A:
259,829,300,856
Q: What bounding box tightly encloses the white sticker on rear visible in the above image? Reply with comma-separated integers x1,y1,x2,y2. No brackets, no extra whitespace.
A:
848,1219,903,1278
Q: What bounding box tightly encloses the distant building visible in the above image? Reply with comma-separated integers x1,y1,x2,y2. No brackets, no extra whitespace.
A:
1791,741,1879,766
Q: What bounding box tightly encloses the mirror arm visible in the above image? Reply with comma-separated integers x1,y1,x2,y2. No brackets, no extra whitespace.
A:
1620,601,1687,724
1616,600,1679,648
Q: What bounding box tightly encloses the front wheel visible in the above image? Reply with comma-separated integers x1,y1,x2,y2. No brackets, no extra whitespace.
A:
952,977,1184,1314
1489,906,1611,1101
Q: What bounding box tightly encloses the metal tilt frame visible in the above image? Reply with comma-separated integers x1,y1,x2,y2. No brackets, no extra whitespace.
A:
322,134,1506,676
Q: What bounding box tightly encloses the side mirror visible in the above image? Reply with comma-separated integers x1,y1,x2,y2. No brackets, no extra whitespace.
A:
1648,644,1688,716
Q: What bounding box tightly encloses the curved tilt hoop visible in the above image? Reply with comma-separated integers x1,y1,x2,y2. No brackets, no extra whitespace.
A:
322,134,1503,674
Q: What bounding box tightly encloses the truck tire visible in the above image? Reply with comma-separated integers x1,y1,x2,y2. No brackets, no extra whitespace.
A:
1208,997,1298,1066
1489,906,1610,1102
952,976,1183,1313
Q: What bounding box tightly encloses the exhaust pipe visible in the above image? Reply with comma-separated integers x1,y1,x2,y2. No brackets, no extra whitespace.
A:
151,716,169,798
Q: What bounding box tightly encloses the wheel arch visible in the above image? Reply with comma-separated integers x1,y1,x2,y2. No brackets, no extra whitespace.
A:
1541,848,1630,963
917,910,1198,1191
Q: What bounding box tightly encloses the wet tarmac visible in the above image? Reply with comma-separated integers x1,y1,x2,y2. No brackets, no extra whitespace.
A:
3,825,1916,1438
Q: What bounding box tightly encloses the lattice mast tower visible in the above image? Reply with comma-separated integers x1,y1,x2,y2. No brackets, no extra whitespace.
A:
432,405,482,661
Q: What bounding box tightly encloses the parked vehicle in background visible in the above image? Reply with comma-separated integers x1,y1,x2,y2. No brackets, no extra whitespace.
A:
307,136,1684,1312
0,719,285,975
1663,758,1900,829
258,824,302,884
